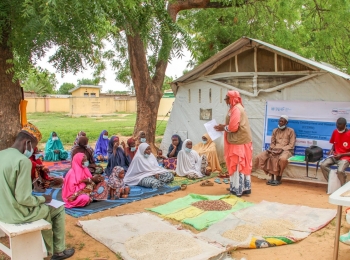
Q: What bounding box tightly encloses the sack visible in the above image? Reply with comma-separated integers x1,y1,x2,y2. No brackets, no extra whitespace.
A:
305,146,323,177
164,158,177,170
327,169,341,194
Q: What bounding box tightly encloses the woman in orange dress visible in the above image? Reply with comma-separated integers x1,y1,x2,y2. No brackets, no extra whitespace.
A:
214,90,253,197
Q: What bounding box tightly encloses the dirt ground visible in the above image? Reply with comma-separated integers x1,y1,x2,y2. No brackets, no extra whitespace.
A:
2,177,350,260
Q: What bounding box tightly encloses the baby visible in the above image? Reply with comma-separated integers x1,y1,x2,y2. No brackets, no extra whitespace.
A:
156,149,167,167
107,166,130,200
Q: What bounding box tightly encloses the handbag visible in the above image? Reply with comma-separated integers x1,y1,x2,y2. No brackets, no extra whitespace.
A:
305,146,323,178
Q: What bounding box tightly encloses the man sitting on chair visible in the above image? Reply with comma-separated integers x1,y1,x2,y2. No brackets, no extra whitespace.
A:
255,115,296,186
320,117,350,186
0,123,74,260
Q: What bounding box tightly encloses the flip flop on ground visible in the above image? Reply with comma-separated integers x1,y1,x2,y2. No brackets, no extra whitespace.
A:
270,180,282,186
214,178,222,184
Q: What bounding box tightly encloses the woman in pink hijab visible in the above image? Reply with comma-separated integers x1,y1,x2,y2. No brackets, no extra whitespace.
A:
62,153,96,208
214,90,253,197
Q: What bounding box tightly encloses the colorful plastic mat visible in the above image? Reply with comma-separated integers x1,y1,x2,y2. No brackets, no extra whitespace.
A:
148,193,254,230
198,200,337,249
36,185,180,218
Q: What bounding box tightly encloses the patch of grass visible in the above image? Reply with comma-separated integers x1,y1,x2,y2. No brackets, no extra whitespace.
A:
115,252,123,260
78,242,85,250
67,231,73,238
27,112,167,144
94,251,100,257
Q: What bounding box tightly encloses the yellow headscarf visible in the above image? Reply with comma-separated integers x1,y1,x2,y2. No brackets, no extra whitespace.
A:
193,133,222,173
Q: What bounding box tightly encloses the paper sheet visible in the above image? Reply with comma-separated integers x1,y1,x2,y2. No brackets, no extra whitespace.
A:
46,199,65,208
204,119,223,141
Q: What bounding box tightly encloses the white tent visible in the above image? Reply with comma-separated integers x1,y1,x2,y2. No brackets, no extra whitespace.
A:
160,37,350,183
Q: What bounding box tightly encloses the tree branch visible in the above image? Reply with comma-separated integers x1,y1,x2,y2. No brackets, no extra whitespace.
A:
167,0,250,21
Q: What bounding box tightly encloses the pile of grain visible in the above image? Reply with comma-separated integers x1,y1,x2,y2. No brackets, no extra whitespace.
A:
223,219,295,242
125,231,202,260
192,200,232,211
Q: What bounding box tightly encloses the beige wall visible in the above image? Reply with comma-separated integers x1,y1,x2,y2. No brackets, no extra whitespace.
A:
158,98,175,116
26,97,173,116
26,97,70,113
72,87,100,97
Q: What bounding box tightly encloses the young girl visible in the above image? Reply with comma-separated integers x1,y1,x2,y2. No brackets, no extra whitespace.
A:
107,166,130,200
156,149,167,167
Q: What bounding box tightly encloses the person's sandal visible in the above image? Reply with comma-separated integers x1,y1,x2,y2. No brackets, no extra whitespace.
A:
51,248,75,260
181,184,187,190
223,178,229,184
266,180,274,185
270,180,281,186
200,180,214,186
214,178,222,184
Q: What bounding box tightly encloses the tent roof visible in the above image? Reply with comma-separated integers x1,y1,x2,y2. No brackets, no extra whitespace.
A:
172,37,350,93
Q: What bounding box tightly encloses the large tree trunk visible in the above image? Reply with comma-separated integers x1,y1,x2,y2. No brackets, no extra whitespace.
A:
0,32,22,150
127,34,164,152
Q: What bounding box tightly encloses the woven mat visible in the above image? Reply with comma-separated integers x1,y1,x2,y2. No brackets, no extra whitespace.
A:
168,172,218,187
79,213,225,260
37,185,180,218
198,200,337,249
148,193,254,230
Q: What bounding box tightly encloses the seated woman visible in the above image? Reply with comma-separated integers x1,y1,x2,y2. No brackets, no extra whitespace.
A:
164,134,183,170
71,136,103,175
193,133,222,174
134,131,147,148
94,130,109,161
105,136,130,176
44,132,68,161
124,143,174,189
176,139,208,179
30,147,63,192
62,153,104,208
73,131,86,146
124,137,137,160
107,166,130,200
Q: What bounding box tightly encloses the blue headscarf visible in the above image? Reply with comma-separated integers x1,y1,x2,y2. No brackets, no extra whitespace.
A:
167,134,183,158
94,130,109,157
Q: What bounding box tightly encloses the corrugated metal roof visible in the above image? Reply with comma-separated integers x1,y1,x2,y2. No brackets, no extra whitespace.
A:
172,37,350,92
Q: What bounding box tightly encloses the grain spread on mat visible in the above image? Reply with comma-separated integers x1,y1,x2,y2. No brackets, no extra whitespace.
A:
125,231,202,260
192,200,232,211
223,219,295,242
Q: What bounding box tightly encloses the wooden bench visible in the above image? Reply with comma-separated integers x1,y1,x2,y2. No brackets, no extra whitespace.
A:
0,219,51,260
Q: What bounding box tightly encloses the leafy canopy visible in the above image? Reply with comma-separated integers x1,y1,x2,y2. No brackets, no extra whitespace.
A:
178,0,350,73
21,68,57,96
58,83,75,94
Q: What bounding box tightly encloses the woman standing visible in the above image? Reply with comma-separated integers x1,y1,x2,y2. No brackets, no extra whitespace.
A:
214,91,253,197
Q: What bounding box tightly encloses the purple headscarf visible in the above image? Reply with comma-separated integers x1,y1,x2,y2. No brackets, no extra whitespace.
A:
94,130,109,157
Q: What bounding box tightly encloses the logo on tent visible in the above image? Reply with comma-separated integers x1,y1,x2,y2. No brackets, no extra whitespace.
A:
332,109,350,115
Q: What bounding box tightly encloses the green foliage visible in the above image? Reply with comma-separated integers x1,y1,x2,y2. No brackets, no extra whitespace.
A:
27,112,167,144
21,67,57,96
178,0,350,73
77,78,100,86
58,83,75,94
162,75,174,92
